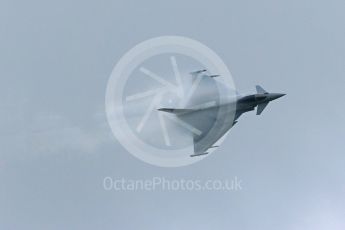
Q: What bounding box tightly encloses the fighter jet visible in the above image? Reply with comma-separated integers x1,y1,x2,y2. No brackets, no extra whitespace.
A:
158,70,285,157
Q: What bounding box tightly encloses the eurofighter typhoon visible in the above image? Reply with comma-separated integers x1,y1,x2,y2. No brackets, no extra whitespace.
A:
158,69,285,157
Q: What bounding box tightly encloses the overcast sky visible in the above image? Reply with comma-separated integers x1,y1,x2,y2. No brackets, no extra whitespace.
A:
1,0,345,229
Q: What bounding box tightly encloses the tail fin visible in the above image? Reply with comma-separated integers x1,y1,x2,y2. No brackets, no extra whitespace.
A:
256,85,268,94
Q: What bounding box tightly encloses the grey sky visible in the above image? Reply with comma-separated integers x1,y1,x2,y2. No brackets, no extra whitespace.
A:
1,0,345,229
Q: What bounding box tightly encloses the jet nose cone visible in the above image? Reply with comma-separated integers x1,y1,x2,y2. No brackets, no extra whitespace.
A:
276,93,286,99
270,93,286,100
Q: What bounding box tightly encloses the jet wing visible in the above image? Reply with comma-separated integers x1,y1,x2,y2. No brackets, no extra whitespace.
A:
158,103,236,157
